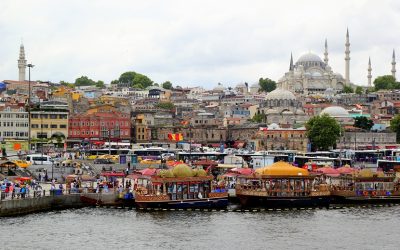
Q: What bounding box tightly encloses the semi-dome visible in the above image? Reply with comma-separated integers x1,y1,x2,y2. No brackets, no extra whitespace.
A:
266,108,279,114
265,88,296,100
255,161,309,176
213,83,224,91
236,83,247,88
296,52,323,63
320,106,349,117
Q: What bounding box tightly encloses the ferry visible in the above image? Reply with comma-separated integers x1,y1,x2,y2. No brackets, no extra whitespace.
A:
330,169,400,205
134,164,228,209
235,161,331,208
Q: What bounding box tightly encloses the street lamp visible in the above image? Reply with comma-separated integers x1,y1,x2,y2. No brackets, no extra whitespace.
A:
26,63,34,152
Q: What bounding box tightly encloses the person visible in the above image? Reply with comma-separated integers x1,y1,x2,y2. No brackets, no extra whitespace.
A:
38,173,42,183
125,167,129,176
197,192,203,199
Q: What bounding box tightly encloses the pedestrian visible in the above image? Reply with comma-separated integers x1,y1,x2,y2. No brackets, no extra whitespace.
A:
38,173,41,183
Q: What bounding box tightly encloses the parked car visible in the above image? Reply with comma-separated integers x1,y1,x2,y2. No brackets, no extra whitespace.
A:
93,158,114,164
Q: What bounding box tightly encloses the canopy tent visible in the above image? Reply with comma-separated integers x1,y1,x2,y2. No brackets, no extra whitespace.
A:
314,166,340,177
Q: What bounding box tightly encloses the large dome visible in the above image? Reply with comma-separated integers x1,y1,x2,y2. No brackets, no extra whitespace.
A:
320,106,349,117
296,52,323,63
265,88,296,100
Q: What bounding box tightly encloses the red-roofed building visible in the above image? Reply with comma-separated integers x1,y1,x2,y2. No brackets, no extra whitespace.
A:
68,111,131,144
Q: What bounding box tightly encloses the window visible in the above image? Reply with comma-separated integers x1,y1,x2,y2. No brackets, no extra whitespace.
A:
32,124,39,128
60,125,67,129
41,124,49,128
37,132,47,139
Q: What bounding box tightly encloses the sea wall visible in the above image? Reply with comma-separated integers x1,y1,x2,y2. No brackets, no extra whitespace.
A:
0,194,87,217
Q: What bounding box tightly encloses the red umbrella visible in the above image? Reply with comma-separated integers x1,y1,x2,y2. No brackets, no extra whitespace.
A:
231,168,253,175
139,168,158,176
336,166,356,174
315,167,340,177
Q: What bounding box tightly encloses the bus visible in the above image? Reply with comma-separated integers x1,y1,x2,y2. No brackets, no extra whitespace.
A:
85,148,131,157
176,152,227,162
377,159,400,172
132,147,179,160
293,155,352,168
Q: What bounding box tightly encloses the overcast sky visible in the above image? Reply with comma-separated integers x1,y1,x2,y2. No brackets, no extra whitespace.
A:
0,0,399,89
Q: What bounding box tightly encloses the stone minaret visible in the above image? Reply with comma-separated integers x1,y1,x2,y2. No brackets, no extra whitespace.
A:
368,57,372,87
289,52,294,71
18,44,27,81
345,28,350,85
392,49,396,80
324,38,329,65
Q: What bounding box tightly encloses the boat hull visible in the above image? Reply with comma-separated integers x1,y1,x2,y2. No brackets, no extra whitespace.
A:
331,195,400,205
135,197,229,209
237,194,331,209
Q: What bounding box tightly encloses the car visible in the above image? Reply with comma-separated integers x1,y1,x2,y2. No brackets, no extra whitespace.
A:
93,158,114,164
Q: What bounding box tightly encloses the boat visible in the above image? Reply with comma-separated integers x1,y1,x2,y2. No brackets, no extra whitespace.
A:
235,161,331,208
134,164,228,209
330,169,400,205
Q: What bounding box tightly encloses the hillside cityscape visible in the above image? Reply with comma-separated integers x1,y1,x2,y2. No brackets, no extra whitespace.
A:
0,29,399,156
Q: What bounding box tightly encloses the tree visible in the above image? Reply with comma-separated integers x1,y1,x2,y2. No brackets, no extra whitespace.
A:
118,71,153,89
153,83,159,87
96,80,105,88
156,102,175,110
110,79,119,85
355,86,363,95
60,81,75,88
390,115,400,143
353,116,374,131
162,81,173,89
250,113,263,123
342,85,354,93
75,76,96,86
258,78,276,92
305,114,342,151
373,75,399,91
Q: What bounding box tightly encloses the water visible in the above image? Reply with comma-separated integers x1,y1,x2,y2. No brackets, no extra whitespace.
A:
1,206,399,250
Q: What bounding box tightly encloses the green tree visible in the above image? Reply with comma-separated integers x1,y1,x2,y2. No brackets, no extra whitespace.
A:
156,102,175,110
355,86,363,95
118,71,153,89
258,78,276,92
153,83,159,87
250,113,264,123
390,115,400,142
373,75,399,91
162,81,173,89
353,116,374,131
60,81,75,88
95,80,105,88
75,76,96,86
110,79,119,85
305,114,342,151
342,85,354,93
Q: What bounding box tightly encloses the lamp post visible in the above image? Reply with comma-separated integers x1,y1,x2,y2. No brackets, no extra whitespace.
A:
27,63,34,153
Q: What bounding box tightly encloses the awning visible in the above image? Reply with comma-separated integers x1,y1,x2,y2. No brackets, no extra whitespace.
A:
385,145,397,149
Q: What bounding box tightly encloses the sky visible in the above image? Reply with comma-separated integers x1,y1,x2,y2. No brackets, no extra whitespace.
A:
0,0,399,89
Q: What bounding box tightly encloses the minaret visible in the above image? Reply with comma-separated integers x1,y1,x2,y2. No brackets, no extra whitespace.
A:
368,57,372,87
289,52,294,71
345,28,350,85
18,44,27,81
324,38,329,65
392,49,396,80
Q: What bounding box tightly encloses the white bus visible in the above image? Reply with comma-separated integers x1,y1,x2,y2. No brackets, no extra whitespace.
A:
26,154,53,165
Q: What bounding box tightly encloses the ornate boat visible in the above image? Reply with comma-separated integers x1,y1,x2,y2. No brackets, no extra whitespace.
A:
330,169,400,205
236,162,331,208
135,164,228,209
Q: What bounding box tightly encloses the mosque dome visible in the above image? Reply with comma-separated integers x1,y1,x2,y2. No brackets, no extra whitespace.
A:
320,106,349,117
236,83,247,88
282,110,294,115
250,83,259,88
213,83,224,91
296,52,323,64
265,88,296,100
295,109,305,115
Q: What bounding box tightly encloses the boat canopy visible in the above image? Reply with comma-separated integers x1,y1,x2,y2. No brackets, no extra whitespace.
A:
256,161,309,176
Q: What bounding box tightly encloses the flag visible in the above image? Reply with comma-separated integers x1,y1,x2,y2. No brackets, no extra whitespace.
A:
168,133,184,141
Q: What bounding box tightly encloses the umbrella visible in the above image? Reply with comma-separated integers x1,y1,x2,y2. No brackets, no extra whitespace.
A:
231,168,253,175
139,168,158,176
336,166,357,174
315,167,340,177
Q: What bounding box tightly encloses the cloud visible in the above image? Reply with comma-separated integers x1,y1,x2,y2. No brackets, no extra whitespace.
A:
0,0,399,89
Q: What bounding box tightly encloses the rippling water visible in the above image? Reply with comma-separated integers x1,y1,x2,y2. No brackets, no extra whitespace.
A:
1,206,399,250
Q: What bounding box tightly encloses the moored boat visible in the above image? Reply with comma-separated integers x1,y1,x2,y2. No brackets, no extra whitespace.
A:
135,164,228,209
330,169,400,205
236,162,331,208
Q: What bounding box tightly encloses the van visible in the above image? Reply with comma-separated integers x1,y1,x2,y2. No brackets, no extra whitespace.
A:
26,154,53,165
